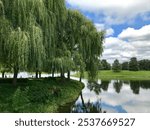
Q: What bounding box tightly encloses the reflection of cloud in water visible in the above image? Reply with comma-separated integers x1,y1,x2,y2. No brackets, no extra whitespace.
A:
101,103,127,113
76,79,150,113
123,101,150,113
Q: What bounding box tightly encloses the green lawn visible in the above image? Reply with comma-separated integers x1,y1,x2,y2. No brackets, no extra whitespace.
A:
0,78,84,113
74,71,150,80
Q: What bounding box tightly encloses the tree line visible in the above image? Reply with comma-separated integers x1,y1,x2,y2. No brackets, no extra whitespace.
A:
99,57,150,72
0,0,104,85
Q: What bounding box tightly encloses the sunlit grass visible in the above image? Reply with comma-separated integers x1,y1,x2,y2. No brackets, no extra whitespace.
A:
73,71,150,80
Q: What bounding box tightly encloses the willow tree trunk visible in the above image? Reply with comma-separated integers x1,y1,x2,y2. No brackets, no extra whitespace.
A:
79,74,82,82
60,69,65,79
35,70,38,78
52,68,55,77
2,71,5,78
67,71,70,80
39,71,41,78
79,72,83,82
13,67,18,86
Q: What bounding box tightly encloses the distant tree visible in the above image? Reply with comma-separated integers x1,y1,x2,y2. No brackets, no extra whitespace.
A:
138,59,150,70
129,57,139,71
122,62,129,70
112,59,122,72
99,59,111,70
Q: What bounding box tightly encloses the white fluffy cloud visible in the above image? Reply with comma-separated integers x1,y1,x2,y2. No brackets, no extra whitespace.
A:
119,25,150,41
95,23,114,36
102,37,136,63
66,0,150,24
102,25,150,63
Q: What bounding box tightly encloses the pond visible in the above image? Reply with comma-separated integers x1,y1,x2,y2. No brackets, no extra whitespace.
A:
60,77,150,113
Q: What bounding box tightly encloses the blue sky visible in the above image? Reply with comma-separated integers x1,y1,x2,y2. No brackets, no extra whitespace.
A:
66,0,150,63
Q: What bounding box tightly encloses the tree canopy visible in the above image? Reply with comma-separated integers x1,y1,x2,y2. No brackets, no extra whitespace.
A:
99,59,111,70
129,57,139,71
122,62,129,70
0,0,104,85
112,59,122,72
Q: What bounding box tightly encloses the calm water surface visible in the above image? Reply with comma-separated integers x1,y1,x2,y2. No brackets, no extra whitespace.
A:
70,77,150,113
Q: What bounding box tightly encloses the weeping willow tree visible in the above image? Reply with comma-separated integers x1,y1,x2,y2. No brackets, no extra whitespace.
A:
6,28,30,85
0,17,11,64
0,0,104,85
79,20,104,80
65,9,104,81
0,0,47,84
0,1,12,78
44,0,67,78
65,10,86,80
10,0,47,78
27,25,46,78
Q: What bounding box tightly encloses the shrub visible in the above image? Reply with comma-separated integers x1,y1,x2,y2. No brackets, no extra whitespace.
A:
12,87,30,112
28,85,50,103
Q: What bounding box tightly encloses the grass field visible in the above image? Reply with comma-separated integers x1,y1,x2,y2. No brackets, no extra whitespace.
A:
73,71,150,80
0,78,84,113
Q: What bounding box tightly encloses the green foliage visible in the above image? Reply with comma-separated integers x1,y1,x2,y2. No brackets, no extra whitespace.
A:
99,59,111,70
28,84,50,103
138,59,150,70
0,0,104,84
7,28,29,69
12,87,30,112
112,59,122,72
122,62,129,70
129,57,139,71
0,17,11,63
0,0,4,16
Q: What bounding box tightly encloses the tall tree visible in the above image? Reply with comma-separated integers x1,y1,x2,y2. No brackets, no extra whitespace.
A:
80,20,104,80
6,28,30,85
112,59,122,72
122,62,129,70
129,57,139,71
65,10,85,80
138,59,150,70
100,59,111,70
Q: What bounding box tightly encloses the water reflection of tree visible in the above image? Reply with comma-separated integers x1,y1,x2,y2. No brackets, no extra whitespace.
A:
87,81,110,95
140,81,150,89
100,81,110,91
113,80,123,93
86,79,150,97
130,81,140,94
123,81,130,85
72,92,106,113
87,81,101,95
130,80,150,94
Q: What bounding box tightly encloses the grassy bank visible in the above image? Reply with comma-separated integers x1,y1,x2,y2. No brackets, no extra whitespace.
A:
0,78,84,113
73,71,150,80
